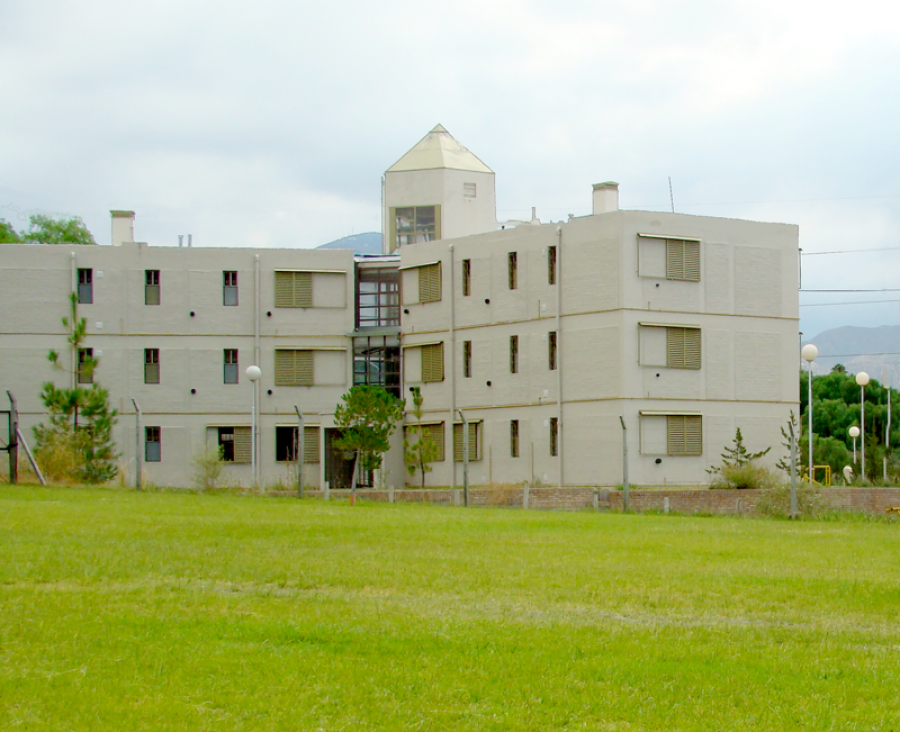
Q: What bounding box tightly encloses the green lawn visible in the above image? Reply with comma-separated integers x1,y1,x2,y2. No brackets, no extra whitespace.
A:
2,486,899,731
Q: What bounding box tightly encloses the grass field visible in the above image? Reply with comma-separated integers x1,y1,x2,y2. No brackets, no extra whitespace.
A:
2,486,899,731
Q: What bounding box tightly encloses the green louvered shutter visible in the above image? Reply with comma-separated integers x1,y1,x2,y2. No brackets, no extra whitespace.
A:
419,264,441,303
666,239,701,281
453,422,479,461
667,327,701,370
421,343,443,382
303,426,320,463
275,350,315,386
275,271,313,307
667,416,702,456
233,427,252,463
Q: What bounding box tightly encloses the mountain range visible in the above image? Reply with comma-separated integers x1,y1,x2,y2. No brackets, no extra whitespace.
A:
803,325,900,385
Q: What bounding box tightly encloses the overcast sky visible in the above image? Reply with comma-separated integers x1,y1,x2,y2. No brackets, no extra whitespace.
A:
3,0,900,340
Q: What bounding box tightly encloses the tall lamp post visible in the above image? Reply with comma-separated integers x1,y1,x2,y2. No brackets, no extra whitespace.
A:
856,371,870,482
801,344,818,481
246,365,262,489
849,425,860,464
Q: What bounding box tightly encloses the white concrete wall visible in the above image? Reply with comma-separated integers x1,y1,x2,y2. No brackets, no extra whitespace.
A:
0,242,360,489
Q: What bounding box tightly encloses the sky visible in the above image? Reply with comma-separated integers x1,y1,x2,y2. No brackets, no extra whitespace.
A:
3,0,900,340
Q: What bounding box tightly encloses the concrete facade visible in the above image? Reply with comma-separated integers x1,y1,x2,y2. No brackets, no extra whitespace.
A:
0,126,800,489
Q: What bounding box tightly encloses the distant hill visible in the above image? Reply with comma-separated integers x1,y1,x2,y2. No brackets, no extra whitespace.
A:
317,232,382,255
803,325,900,385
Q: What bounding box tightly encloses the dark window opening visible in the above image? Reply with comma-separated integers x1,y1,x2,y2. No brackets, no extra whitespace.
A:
508,252,518,290
510,335,518,374
462,259,471,296
548,246,557,285
511,420,520,458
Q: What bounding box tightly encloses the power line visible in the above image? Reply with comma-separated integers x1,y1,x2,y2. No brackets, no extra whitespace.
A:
815,352,900,358
800,299,899,307
802,246,900,256
801,288,900,293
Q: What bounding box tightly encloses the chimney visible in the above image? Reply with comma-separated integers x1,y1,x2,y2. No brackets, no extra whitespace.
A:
110,210,135,246
592,182,619,215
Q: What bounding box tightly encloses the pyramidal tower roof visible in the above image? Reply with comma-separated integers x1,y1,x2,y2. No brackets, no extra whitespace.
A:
387,124,493,174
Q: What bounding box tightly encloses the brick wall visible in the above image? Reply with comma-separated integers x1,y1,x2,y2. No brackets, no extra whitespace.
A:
310,487,900,517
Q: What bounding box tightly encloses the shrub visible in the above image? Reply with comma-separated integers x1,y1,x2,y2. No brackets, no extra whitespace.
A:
33,429,85,484
192,447,225,491
709,461,781,490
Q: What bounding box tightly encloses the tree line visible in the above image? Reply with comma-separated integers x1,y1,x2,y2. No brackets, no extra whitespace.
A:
800,366,899,481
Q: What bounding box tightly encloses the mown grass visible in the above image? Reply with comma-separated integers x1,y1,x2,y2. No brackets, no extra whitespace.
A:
2,485,899,731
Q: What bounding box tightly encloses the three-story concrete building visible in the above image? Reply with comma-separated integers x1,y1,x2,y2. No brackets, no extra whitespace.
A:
0,125,799,488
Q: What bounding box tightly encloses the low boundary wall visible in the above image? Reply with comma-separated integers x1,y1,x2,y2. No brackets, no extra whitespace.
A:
306,487,900,517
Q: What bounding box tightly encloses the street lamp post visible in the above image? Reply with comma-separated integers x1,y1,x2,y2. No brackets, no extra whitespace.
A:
857,371,870,482
849,425,860,464
246,365,262,489
801,344,818,481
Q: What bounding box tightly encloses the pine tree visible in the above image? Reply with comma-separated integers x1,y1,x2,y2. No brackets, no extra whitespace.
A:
775,411,799,474
33,292,118,483
404,387,441,488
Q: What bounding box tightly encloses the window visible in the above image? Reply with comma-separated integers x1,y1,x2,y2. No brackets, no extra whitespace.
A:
413,422,445,461
508,252,518,290
509,335,518,374
77,348,93,385
666,239,701,281
275,271,312,308
463,340,472,379
145,427,161,462
144,349,160,384
421,343,444,382
666,327,701,370
548,331,557,371
77,268,93,304
463,182,476,198
453,421,481,461
640,413,702,457
275,349,314,386
548,246,557,285
638,235,701,281
667,415,702,456
357,267,400,327
353,336,401,398
550,417,559,457
462,259,471,296
223,271,238,306
392,205,440,249
510,420,520,458
275,425,320,463
145,270,160,305
218,426,251,463
418,263,442,303
224,349,239,384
